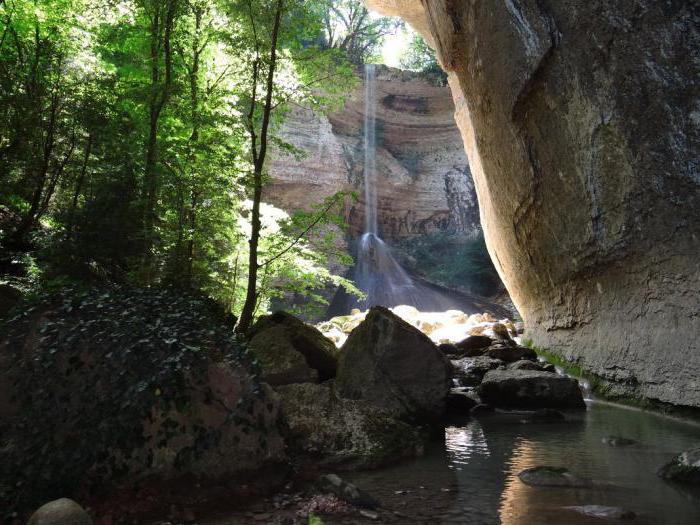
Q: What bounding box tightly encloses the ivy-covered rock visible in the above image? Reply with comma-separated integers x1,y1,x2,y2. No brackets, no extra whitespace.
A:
275,382,423,469
248,311,339,385
0,286,286,516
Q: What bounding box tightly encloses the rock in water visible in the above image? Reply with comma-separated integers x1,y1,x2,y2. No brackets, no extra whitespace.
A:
602,435,638,447
27,499,92,525
485,343,537,363
508,359,546,371
318,474,379,509
453,335,493,357
564,505,636,520
248,311,339,382
275,382,422,468
451,356,504,387
658,447,700,485
479,369,585,409
446,388,479,413
518,466,592,488
336,306,451,421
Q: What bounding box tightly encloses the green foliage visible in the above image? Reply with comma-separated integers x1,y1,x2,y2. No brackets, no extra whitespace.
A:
319,0,402,65
395,233,502,297
0,284,256,515
399,31,447,86
0,0,361,323
309,514,325,525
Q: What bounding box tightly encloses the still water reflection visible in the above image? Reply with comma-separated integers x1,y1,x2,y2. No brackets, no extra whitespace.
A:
344,402,700,524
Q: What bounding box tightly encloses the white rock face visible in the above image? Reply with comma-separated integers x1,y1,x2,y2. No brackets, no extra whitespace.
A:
266,66,480,242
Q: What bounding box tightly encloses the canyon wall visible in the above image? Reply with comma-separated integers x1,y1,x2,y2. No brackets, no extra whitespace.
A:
367,1,700,408
266,66,480,241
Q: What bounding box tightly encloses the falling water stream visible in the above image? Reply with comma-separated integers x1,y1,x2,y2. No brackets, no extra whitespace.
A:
354,65,458,311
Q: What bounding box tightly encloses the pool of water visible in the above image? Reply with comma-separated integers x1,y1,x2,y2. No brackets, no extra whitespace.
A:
338,402,700,524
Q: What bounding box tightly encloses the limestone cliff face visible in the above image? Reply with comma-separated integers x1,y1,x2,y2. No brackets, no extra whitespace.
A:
266,67,480,241
367,1,700,408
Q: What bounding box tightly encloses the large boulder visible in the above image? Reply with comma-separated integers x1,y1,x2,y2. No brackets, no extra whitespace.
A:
0,287,287,516
275,382,422,469
336,306,451,422
479,369,586,409
248,311,339,385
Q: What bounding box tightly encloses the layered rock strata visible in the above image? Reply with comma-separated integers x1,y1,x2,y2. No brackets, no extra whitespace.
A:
366,0,700,407
266,67,480,241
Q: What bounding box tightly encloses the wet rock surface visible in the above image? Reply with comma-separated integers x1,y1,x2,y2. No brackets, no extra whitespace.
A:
658,447,700,485
445,388,479,414
563,505,636,520
518,466,593,488
479,369,586,409
336,306,451,422
602,435,638,447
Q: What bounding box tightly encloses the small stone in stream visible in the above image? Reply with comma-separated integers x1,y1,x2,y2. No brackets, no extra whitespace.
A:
508,359,544,371
523,408,566,423
394,490,409,495
514,321,525,335
454,335,493,357
486,344,537,363
658,447,700,485
318,474,379,509
470,403,495,416
27,498,93,525
446,388,478,413
564,505,636,520
602,435,637,447
542,363,556,373
518,466,593,488
359,509,379,520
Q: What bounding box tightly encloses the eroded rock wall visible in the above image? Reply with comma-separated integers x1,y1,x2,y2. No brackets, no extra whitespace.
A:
367,0,700,407
266,67,480,241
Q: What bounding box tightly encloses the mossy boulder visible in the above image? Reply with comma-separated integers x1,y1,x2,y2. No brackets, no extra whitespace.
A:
248,311,339,385
275,382,422,469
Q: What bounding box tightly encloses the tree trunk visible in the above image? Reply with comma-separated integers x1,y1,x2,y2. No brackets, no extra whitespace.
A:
66,133,92,240
235,0,284,334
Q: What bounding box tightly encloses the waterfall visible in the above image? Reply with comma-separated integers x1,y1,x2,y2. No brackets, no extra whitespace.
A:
363,64,378,235
355,64,421,309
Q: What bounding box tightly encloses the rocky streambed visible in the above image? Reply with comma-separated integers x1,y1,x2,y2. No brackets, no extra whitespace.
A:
7,294,700,524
